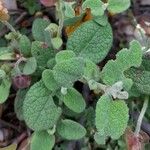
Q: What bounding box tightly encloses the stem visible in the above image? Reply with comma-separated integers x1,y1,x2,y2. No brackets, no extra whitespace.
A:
2,21,16,33
56,0,64,37
134,96,149,136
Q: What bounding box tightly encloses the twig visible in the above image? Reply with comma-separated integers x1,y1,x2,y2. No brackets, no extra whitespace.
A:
134,96,149,136
0,119,20,132
0,12,27,37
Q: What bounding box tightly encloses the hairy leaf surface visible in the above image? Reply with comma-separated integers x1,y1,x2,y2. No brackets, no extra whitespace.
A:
96,95,129,141
62,88,86,113
67,20,113,63
23,80,61,131
57,119,86,140
31,131,55,150
53,57,85,87
101,40,142,90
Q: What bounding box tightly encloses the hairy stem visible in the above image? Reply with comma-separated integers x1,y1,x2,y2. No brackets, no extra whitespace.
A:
134,96,149,136
2,21,16,33
56,0,64,37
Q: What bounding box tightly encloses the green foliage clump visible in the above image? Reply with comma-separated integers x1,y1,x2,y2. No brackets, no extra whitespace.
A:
1,0,149,149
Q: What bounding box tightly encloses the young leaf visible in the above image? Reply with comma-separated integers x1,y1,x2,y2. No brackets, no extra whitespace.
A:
57,119,86,140
32,18,50,41
51,37,63,50
94,132,106,145
0,47,15,60
95,95,129,141
107,0,131,14
67,20,113,63
0,77,11,103
64,2,75,18
23,80,61,131
14,89,28,121
101,40,142,90
23,57,37,75
55,50,76,63
62,87,86,113
31,41,55,68
19,35,31,57
82,0,105,16
31,131,55,150
42,69,59,91
53,57,85,87
84,59,100,81
126,68,150,95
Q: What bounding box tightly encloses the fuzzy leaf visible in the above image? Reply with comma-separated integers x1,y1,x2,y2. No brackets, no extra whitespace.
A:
55,50,76,63
53,57,85,87
31,41,55,68
67,20,113,63
51,37,63,49
19,35,31,57
0,78,11,103
125,68,150,95
31,131,55,150
101,40,142,90
14,89,28,120
57,119,86,140
64,2,75,18
107,0,131,14
32,18,50,41
23,57,37,75
62,88,86,113
82,0,105,16
23,80,61,131
42,69,59,91
84,59,100,81
95,95,129,141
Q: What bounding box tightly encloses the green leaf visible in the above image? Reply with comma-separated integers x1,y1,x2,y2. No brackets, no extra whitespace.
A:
93,15,108,26
14,89,28,120
0,47,15,60
107,0,131,14
57,119,86,140
82,0,105,16
62,88,86,113
67,20,113,63
31,41,55,68
0,69,6,79
47,58,56,69
95,95,129,141
53,57,85,87
0,77,11,103
51,37,63,49
125,57,150,95
55,50,76,63
94,132,105,145
19,35,31,57
23,80,61,131
23,57,37,75
42,69,60,91
64,2,75,18
101,40,142,90
32,18,50,41
31,131,55,150
84,59,100,81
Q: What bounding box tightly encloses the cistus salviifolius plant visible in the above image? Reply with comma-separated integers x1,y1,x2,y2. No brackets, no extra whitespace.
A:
0,0,150,149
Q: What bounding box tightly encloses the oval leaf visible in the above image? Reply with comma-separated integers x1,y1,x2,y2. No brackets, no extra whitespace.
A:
23,80,61,131
57,119,86,140
67,20,113,63
31,131,55,150
62,88,86,113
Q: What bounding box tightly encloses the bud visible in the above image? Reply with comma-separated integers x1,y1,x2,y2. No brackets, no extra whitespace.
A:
0,1,10,21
